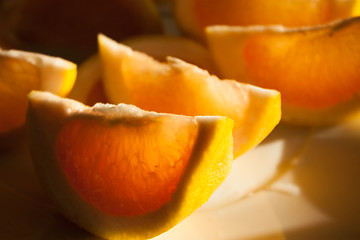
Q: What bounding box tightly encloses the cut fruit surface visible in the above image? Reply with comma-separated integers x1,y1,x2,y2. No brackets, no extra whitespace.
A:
27,90,233,240
206,17,360,125
175,0,358,41
98,34,281,158
69,35,216,106
0,49,76,135
57,114,198,217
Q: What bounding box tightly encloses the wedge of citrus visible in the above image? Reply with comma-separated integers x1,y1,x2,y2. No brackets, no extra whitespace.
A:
98,34,281,158
206,17,360,126
0,49,76,136
27,90,233,240
174,0,358,41
69,35,216,106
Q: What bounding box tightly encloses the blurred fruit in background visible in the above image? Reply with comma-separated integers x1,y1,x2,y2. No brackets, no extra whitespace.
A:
174,0,359,41
0,0,163,62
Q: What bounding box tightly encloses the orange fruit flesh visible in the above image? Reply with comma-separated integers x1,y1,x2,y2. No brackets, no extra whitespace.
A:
126,68,279,157
57,116,198,216
0,57,40,133
27,91,234,239
70,35,215,106
242,19,360,109
0,49,76,137
98,34,281,158
119,56,251,117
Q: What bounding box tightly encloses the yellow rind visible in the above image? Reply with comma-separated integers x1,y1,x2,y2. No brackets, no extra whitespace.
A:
98,34,281,158
0,49,76,96
235,87,281,156
206,18,360,126
27,91,233,240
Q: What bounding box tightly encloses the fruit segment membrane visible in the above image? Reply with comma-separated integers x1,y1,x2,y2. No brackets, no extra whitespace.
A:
242,21,360,108
206,17,360,109
56,116,198,216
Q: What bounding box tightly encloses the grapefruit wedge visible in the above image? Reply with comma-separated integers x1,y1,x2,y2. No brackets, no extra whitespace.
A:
206,16,360,125
69,35,215,106
98,34,281,158
0,49,76,137
27,90,233,240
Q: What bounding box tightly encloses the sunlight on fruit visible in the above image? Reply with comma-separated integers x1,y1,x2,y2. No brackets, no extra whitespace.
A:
69,35,215,106
206,17,360,126
2,1,359,239
0,49,76,135
98,34,281,158
27,90,233,240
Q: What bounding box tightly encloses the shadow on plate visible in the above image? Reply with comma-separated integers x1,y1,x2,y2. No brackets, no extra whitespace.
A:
291,119,360,238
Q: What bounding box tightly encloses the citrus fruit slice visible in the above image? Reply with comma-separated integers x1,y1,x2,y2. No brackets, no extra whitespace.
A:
0,0,163,62
174,0,358,41
0,49,76,136
27,90,234,239
98,34,281,158
206,17,360,126
69,35,216,106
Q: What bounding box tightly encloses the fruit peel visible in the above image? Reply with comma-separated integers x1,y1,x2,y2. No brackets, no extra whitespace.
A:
27,91,234,240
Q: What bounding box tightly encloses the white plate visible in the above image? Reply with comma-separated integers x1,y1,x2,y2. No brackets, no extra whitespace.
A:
154,119,360,240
